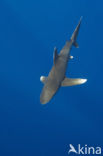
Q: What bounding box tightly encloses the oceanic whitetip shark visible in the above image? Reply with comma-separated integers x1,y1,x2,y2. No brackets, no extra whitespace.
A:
40,17,87,104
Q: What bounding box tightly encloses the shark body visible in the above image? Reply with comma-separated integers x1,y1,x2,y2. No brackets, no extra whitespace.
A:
40,17,87,104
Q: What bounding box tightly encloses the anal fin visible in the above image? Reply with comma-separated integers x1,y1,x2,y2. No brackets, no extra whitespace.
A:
61,78,87,87
73,42,79,48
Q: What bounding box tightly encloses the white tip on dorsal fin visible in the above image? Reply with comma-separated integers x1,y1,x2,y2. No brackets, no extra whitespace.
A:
70,55,73,59
40,76,47,84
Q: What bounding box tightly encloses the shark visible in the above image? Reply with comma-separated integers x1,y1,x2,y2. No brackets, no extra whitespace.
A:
40,17,87,104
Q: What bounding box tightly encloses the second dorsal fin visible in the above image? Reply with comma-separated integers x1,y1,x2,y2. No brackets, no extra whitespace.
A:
53,47,58,64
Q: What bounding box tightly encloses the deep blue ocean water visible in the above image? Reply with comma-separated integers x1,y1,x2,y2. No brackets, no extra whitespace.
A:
0,0,103,155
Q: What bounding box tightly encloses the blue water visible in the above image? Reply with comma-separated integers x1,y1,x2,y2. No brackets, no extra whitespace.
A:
0,0,103,155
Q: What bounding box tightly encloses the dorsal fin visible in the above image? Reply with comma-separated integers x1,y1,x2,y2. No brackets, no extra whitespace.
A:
40,76,47,84
53,47,58,64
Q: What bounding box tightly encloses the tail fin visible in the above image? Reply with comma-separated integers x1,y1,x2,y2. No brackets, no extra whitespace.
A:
71,16,83,48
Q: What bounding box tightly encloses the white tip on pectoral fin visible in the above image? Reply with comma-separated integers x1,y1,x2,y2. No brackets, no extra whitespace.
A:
78,79,87,84
61,78,87,87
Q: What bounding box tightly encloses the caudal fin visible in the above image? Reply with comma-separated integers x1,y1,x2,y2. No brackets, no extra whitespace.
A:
71,16,83,48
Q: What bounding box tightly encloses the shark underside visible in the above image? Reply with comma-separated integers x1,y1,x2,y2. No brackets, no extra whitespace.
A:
40,17,87,104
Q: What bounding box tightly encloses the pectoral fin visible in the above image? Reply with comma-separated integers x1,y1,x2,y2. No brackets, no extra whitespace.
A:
61,78,87,87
